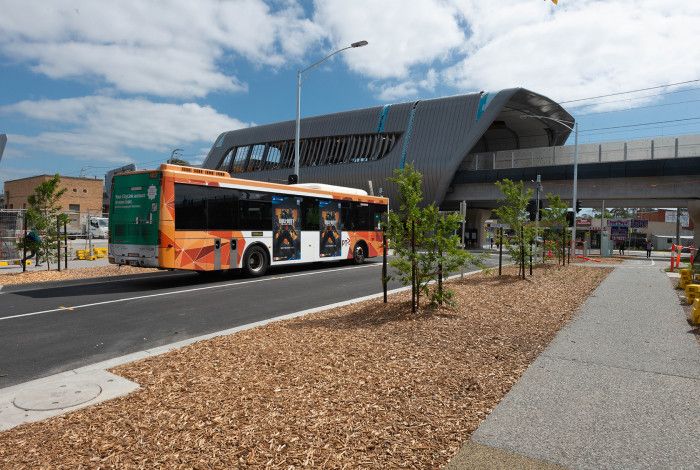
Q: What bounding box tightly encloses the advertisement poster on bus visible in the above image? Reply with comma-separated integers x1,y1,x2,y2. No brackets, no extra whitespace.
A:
272,196,300,261
319,200,342,257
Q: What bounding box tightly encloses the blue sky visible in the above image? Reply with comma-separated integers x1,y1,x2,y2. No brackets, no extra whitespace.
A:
1,0,700,187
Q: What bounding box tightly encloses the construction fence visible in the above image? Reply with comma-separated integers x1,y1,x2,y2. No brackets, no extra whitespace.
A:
0,209,109,263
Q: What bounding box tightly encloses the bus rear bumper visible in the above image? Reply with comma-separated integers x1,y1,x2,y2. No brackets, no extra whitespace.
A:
108,244,159,268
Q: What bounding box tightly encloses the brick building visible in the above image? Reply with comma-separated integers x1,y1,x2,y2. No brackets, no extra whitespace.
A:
3,175,104,214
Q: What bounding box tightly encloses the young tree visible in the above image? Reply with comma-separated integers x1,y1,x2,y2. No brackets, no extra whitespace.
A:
493,179,534,276
23,174,67,270
540,193,568,263
387,164,479,311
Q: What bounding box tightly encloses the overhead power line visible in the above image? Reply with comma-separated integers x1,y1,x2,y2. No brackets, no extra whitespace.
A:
575,97,700,117
558,78,700,104
578,116,700,133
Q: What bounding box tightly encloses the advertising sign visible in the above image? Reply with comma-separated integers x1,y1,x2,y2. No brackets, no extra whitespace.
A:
610,225,629,241
607,219,629,227
272,196,301,261
666,210,690,228
319,200,342,257
630,219,648,229
576,218,592,227
110,172,161,245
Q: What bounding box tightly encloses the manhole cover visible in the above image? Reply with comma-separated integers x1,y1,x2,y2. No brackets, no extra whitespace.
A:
13,382,102,411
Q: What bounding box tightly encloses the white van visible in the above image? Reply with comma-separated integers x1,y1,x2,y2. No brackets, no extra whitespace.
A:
88,217,109,239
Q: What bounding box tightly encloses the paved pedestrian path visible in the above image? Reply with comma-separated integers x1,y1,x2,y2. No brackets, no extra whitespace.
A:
449,261,700,469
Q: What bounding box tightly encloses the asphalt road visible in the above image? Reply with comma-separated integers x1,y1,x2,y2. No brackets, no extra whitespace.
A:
0,254,497,388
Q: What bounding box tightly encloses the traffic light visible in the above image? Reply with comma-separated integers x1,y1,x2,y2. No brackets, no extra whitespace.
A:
566,210,574,227
527,199,537,221
576,199,582,213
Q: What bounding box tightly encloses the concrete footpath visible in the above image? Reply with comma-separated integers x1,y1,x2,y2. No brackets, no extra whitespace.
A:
449,260,700,469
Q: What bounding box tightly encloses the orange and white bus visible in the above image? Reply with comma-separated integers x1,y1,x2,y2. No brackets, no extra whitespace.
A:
108,164,388,276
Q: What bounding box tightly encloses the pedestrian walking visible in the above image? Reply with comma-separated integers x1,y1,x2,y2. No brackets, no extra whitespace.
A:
645,239,652,258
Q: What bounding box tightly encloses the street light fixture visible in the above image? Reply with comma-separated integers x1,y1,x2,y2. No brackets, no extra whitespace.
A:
169,148,183,164
520,114,579,256
293,40,368,183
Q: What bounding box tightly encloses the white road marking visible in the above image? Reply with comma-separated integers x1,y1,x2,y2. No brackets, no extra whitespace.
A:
0,263,380,322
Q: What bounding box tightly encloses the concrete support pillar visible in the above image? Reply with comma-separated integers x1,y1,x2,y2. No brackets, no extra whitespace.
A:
467,208,493,248
688,200,700,249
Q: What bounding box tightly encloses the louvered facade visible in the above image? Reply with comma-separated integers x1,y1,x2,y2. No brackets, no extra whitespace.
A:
202,88,573,206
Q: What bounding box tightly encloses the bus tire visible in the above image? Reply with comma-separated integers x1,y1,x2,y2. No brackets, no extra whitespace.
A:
243,245,269,277
352,242,367,265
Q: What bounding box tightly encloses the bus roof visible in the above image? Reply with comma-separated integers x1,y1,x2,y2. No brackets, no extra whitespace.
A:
156,164,389,204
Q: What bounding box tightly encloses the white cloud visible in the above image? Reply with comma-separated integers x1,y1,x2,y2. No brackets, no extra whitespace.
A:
2,0,699,110
0,0,324,98
1,96,248,163
311,0,700,107
374,69,439,101
313,0,465,79
445,0,700,108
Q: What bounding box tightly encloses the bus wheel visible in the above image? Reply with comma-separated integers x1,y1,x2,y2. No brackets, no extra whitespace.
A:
243,245,269,277
352,243,366,265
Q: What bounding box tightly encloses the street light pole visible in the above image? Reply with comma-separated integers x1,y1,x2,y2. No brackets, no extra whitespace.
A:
571,122,579,256
294,69,302,179
293,40,368,184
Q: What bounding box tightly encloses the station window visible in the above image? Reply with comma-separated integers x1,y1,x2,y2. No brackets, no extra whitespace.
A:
247,144,266,172
218,132,401,174
231,146,250,173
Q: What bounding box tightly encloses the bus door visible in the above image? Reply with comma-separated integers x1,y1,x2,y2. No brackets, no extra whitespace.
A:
299,197,319,262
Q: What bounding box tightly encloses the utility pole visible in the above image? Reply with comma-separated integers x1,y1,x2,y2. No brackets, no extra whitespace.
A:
459,201,467,248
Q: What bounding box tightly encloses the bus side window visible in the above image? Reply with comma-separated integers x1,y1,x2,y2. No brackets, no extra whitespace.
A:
340,201,352,230
301,198,320,230
371,204,387,230
207,189,239,229
351,202,371,231
238,191,272,230
174,184,207,230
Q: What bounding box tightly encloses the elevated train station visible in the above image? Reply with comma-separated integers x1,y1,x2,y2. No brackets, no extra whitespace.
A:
202,88,700,247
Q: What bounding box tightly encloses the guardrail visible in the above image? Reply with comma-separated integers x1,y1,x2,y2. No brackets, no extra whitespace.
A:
462,135,700,171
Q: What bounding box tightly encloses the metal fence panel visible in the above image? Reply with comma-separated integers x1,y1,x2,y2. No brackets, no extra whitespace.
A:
0,209,25,261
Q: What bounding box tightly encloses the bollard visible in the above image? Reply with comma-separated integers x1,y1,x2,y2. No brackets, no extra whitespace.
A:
678,269,692,290
689,298,700,326
57,218,61,272
685,283,700,305
670,244,676,272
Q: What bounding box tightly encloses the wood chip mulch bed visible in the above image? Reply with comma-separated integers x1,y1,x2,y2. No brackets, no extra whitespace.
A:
0,265,610,469
0,265,158,286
